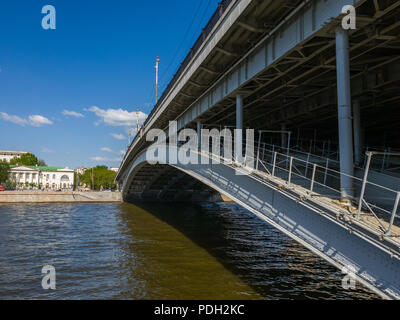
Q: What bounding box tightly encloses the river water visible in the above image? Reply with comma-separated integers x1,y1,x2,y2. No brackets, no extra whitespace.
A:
0,202,377,299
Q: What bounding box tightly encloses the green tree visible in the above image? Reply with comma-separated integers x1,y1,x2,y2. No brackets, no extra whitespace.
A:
37,159,47,166
0,161,9,184
10,153,39,166
79,166,116,190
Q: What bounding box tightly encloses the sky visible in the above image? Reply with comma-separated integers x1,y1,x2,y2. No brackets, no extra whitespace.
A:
0,0,219,168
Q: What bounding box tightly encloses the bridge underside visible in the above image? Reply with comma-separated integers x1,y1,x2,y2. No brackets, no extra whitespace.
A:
128,0,400,156
188,8,400,147
124,163,222,202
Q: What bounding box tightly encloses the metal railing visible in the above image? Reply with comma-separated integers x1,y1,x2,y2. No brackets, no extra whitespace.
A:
201,139,400,238
364,146,400,174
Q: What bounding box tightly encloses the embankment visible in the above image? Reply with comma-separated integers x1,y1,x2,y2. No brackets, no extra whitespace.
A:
0,191,122,203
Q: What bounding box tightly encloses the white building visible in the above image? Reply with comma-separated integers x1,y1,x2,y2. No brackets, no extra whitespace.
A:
8,165,75,190
0,150,28,163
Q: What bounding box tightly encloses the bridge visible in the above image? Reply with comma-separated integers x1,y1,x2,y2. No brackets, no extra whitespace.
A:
116,0,400,299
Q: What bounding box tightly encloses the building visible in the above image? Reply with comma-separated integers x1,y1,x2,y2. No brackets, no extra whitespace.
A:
109,167,119,173
0,150,28,163
8,165,75,190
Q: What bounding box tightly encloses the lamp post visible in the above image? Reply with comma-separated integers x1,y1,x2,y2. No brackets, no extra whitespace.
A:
155,56,160,103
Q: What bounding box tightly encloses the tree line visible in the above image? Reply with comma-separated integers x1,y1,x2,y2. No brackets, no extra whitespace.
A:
78,166,117,190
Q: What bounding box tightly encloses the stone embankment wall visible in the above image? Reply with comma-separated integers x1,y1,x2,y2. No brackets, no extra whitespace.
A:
0,191,122,203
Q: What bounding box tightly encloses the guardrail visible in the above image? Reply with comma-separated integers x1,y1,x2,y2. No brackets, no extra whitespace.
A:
200,139,400,238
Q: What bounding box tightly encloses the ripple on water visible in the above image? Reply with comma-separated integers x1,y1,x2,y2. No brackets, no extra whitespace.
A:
0,202,378,299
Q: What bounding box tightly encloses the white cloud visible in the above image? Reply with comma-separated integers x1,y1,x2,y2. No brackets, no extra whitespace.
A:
0,112,53,127
62,110,84,118
126,127,138,137
101,147,113,153
87,106,148,127
110,133,125,140
91,156,122,162
28,115,53,127
0,112,27,126
42,147,54,153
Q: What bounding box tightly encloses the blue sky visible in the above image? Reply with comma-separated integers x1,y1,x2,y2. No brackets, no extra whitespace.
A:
0,0,218,168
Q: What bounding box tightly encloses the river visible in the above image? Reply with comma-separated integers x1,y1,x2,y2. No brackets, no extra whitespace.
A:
0,202,377,299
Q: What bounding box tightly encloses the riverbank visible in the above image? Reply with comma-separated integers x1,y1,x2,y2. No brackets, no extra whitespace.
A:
0,191,122,203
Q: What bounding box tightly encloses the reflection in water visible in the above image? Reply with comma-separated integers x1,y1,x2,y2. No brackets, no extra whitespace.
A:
0,202,377,299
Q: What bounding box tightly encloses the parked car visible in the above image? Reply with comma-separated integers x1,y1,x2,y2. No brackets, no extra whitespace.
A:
0,185,5,191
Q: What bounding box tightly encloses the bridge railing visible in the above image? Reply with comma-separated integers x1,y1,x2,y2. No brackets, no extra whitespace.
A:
257,150,400,237
203,139,400,238
258,141,400,178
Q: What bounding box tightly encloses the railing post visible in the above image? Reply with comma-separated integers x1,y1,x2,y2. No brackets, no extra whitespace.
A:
305,153,310,177
256,131,262,171
381,149,387,172
387,192,400,235
323,158,329,185
272,152,277,177
288,156,293,185
357,152,372,220
310,164,317,192
262,142,265,161
286,151,289,170
256,149,260,171
386,147,391,169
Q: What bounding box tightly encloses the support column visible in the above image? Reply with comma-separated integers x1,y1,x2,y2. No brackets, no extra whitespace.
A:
197,121,202,150
235,94,243,161
336,28,354,201
353,100,362,165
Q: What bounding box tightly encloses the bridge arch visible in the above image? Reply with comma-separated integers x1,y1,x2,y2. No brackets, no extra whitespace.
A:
121,146,400,300
122,149,221,202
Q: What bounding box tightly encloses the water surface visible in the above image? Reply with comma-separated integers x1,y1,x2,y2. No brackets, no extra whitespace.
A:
0,202,377,299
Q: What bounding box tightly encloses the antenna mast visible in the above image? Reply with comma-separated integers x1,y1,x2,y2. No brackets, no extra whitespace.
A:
155,56,160,104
